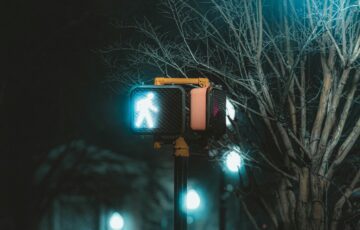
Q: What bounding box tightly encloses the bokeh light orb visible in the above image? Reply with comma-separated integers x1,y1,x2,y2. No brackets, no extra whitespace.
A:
109,212,124,230
225,151,242,172
186,189,201,210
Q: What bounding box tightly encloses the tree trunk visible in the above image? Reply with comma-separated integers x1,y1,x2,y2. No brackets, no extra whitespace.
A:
275,146,297,230
310,175,325,230
330,196,346,230
278,179,293,229
296,167,309,230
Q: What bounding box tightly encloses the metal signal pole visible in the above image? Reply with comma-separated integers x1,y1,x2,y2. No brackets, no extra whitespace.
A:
174,137,189,230
152,78,210,230
219,169,226,230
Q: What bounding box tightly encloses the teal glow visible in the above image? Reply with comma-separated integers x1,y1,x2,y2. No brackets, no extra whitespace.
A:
225,150,242,173
186,189,201,210
134,92,159,129
109,212,124,230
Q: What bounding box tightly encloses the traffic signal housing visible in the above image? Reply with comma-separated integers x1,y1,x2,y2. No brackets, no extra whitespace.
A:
130,85,186,135
129,81,227,138
207,87,227,136
190,86,227,136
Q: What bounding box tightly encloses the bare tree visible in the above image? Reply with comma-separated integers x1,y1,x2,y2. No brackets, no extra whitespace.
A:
104,0,360,229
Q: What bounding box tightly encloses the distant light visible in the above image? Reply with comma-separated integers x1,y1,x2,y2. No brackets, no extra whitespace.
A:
226,98,235,127
225,151,242,172
134,92,159,129
187,216,194,224
186,189,201,210
109,212,124,230
226,184,234,192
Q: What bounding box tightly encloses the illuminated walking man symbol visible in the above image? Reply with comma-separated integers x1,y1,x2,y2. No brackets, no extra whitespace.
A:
135,92,159,128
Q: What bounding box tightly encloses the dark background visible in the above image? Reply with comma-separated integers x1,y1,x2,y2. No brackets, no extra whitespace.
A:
1,0,168,228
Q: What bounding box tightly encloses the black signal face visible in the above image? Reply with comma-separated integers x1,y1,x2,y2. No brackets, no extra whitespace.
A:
130,85,185,135
208,88,226,136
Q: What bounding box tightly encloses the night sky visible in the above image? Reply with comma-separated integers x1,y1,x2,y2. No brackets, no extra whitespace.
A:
2,0,167,228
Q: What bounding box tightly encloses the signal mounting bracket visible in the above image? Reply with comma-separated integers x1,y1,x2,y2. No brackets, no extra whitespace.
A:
154,77,210,88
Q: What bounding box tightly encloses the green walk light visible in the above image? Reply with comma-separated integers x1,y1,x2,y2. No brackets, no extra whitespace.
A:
130,85,185,135
134,92,159,129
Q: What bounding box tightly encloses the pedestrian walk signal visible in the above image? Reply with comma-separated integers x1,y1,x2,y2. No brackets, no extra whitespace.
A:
130,86,185,134
134,92,159,129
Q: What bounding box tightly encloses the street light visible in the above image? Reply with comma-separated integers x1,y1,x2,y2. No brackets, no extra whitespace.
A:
109,212,124,230
220,148,243,229
185,189,201,211
226,98,235,127
225,150,242,173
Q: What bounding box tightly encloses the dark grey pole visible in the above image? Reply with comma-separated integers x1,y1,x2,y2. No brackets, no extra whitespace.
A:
174,137,189,230
219,169,226,230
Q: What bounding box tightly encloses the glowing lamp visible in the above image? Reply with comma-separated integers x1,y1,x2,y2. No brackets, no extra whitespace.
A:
109,212,124,230
134,92,158,129
185,189,201,210
225,150,242,172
